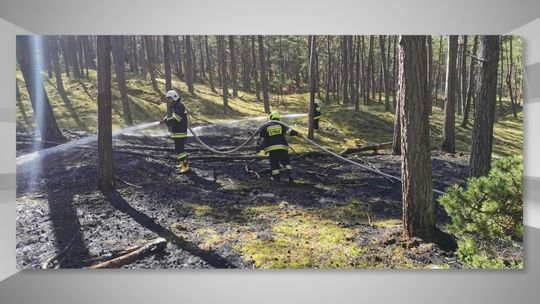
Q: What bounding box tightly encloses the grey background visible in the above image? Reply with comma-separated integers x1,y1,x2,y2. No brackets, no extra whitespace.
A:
1,0,540,302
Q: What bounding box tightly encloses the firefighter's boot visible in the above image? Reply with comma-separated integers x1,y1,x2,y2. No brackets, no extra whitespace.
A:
179,161,190,173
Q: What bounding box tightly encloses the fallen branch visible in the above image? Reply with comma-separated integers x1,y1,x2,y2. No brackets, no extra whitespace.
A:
245,165,260,179
340,142,392,155
89,238,167,269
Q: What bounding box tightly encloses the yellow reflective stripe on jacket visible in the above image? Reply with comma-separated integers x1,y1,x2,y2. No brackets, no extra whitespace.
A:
177,152,188,159
265,144,289,152
171,133,187,138
172,112,182,122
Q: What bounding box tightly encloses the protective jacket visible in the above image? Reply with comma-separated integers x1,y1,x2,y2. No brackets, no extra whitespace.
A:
258,121,298,153
314,102,322,120
165,99,188,139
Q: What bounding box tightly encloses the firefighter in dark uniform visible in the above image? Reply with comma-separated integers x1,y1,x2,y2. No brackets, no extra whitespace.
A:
160,90,189,173
257,112,303,181
313,99,322,130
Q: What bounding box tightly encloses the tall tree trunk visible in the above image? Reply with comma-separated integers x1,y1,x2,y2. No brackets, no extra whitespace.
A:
139,36,147,80
205,36,216,93
434,36,444,110
258,36,270,113
308,36,317,139
144,36,162,97
461,35,479,128
325,35,332,104
184,35,195,94
48,36,67,99
251,36,261,101
355,36,362,112
111,36,134,126
348,36,356,105
217,36,229,113
16,36,64,142
380,35,390,111
441,35,458,153
470,36,500,177
459,35,468,116
392,96,402,155
229,36,239,98
241,36,251,92
398,35,435,239
507,37,518,119
198,37,206,80
341,36,349,105
426,35,433,114
365,36,374,105
67,36,82,79
97,36,114,192
392,36,398,105
163,35,172,91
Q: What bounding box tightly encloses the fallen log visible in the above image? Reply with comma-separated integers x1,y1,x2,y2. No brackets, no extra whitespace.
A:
89,238,167,269
340,142,392,155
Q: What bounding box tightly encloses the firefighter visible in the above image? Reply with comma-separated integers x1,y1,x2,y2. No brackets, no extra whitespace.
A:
160,90,189,173
257,112,303,181
313,99,322,130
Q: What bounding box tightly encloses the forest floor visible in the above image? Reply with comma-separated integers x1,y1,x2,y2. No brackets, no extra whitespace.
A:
15,72,523,269
16,117,472,269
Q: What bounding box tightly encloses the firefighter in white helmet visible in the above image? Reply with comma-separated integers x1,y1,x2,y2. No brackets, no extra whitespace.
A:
160,90,189,173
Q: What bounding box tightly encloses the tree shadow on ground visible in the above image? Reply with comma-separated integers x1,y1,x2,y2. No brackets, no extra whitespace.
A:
46,79,89,132
104,190,234,268
44,164,91,268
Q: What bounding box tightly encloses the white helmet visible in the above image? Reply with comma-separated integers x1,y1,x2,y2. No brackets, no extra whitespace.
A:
166,90,180,101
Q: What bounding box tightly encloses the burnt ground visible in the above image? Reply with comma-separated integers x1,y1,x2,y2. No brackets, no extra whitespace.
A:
16,126,470,269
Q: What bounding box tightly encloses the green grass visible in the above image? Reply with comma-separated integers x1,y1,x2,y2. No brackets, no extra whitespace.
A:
16,70,522,158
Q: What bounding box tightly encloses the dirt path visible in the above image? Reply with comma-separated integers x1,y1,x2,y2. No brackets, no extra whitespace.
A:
16,125,469,269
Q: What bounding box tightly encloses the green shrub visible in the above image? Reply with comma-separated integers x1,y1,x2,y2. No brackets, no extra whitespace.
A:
439,155,523,269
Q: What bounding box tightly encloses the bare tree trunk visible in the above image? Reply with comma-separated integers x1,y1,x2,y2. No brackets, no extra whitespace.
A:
325,35,332,104
380,35,390,111
459,35,468,116
365,36,374,105
461,35,478,128
97,35,114,192
258,36,270,113
470,36,500,177
308,36,317,139
251,36,261,101
355,36,362,112
48,36,67,98
16,36,64,142
144,36,163,97
442,35,458,153
426,35,433,114
341,36,349,105
16,80,31,128
139,36,147,80
398,35,435,239
184,35,195,94
163,35,172,91
507,37,518,119
205,36,216,93
434,36,444,110
228,36,239,98
111,36,134,126
217,36,229,113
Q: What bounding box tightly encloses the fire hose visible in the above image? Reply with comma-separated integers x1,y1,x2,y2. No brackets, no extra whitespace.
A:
185,119,445,195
